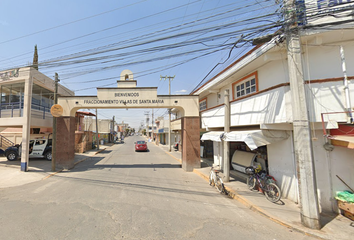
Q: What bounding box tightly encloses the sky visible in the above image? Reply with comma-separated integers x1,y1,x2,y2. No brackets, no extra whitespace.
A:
0,0,282,130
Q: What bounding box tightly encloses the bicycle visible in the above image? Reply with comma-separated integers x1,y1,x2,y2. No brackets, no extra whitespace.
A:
209,166,225,193
245,166,282,203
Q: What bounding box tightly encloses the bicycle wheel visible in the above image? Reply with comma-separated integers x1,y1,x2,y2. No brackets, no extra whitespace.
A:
215,175,224,193
209,171,214,186
264,183,282,203
247,175,257,191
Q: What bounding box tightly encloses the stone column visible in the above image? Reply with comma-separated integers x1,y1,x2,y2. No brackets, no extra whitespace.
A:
181,117,200,172
56,116,75,169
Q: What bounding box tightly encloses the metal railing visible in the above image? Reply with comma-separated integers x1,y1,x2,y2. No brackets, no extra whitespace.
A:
0,101,52,119
0,134,15,151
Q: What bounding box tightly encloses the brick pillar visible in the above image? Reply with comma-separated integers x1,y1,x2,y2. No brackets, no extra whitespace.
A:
181,117,200,172
56,116,75,169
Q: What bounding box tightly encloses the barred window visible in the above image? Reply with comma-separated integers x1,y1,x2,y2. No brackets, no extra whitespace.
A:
235,78,256,98
199,99,207,111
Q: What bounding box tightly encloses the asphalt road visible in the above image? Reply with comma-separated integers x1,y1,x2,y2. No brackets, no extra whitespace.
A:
0,136,315,240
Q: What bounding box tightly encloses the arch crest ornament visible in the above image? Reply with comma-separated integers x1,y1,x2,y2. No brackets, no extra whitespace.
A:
120,69,133,81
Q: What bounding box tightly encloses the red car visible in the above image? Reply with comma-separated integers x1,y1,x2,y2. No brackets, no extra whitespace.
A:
135,141,148,152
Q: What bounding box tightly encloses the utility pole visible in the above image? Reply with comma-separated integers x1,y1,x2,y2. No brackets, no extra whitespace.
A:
144,111,150,137
52,73,59,172
285,0,320,229
112,115,115,142
160,75,175,151
223,89,230,182
96,109,99,150
152,109,154,142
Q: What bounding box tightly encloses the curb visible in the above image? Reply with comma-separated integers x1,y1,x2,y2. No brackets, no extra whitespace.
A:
165,151,182,163
152,145,328,240
193,168,325,240
73,148,107,166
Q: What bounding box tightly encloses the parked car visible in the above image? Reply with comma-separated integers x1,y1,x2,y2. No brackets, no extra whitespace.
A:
5,135,52,161
135,141,148,152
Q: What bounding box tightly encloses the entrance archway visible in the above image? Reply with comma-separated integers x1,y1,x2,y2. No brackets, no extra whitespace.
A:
55,76,200,172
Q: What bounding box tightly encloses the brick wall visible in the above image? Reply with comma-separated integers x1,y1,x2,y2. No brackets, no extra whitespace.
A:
75,131,93,153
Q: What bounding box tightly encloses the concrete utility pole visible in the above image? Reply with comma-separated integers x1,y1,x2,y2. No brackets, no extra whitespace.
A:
112,115,115,142
160,75,175,151
285,0,320,229
152,109,154,141
95,109,99,150
223,89,230,182
21,73,34,171
52,73,59,172
144,111,150,137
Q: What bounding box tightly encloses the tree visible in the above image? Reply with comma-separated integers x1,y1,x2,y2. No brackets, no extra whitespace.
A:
33,45,38,70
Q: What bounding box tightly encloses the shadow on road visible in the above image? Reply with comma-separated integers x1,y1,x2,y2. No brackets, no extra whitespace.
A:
51,174,221,199
71,156,182,172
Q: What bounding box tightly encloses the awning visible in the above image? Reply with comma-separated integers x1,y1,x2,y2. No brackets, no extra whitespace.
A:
200,131,224,142
223,130,289,150
76,111,96,117
330,135,354,149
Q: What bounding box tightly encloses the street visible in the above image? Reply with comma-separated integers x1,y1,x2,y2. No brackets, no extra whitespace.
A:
0,136,315,240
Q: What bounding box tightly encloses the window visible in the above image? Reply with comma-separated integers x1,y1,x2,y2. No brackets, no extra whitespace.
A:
32,128,40,134
232,72,258,99
235,78,256,98
199,98,207,111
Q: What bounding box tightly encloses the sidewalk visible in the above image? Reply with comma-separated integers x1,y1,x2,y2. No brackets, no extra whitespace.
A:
157,143,352,240
0,146,107,189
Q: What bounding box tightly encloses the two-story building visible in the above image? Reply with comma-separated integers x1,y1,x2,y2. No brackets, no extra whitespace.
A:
0,67,74,164
192,24,354,215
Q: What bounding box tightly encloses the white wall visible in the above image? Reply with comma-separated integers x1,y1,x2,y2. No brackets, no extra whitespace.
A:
311,130,333,213
202,81,354,129
213,141,222,166
314,133,354,213
231,87,290,126
303,40,354,80
201,106,224,129
206,93,218,108
307,81,354,123
267,133,299,202
258,59,288,89
201,87,292,128
268,129,354,213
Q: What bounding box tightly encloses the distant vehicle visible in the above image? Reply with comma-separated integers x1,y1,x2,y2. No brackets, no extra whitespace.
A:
173,142,179,150
135,141,148,152
5,135,52,161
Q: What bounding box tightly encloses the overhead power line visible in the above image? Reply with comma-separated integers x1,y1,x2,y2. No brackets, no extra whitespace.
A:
0,0,149,45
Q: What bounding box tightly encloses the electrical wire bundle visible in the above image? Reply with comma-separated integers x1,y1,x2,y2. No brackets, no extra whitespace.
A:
0,0,284,94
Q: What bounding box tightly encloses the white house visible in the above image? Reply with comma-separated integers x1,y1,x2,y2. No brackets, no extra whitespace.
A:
192,25,354,215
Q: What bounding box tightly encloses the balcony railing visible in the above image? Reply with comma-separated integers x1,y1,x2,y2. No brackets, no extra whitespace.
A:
0,101,52,119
